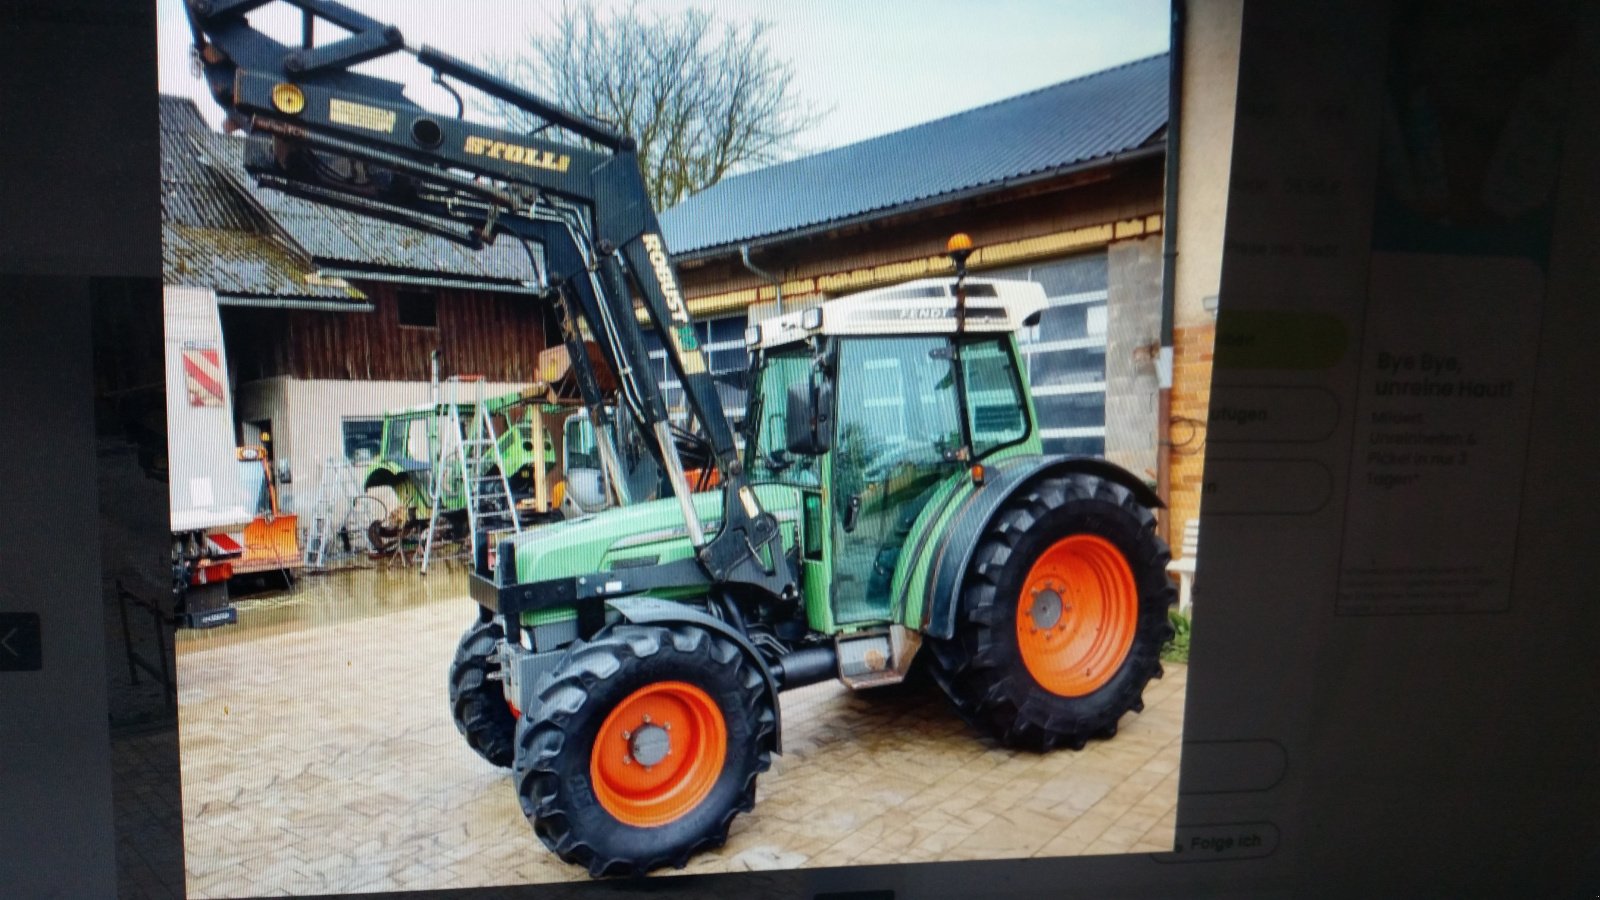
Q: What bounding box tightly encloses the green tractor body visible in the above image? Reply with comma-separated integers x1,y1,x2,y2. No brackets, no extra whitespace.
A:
457,276,1175,876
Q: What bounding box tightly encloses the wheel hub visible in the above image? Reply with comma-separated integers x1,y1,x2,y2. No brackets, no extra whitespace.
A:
1014,535,1138,697
627,723,671,768
1028,586,1066,631
591,681,727,827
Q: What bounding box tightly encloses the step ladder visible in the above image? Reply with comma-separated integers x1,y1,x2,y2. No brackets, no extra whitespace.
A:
420,379,523,574
302,457,365,568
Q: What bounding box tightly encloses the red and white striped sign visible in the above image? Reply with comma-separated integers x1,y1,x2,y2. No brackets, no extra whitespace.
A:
205,532,244,556
183,346,226,407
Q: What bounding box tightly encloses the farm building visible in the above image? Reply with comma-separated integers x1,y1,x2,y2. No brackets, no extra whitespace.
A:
158,95,555,517
658,47,1235,540
154,35,1236,543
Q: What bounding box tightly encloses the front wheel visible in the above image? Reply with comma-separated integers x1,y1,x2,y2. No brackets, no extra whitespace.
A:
448,620,517,768
927,472,1175,751
513,624,775,877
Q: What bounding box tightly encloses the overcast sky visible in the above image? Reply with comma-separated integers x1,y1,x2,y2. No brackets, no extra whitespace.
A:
158,0,1169,154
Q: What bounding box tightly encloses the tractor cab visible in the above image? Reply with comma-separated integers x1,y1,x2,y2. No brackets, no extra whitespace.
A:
742,278,1046,629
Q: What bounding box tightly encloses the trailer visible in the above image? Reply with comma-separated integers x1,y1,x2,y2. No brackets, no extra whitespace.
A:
163,284,252,627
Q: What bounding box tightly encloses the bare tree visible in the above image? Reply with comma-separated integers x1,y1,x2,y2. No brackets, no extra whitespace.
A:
481,2,823,209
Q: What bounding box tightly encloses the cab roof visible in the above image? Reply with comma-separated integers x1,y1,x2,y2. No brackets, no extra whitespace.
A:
749,277,1046,351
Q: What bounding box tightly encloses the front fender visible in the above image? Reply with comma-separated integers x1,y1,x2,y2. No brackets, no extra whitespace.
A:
361,461,406,491
919,456,1161,641
605,595,785,754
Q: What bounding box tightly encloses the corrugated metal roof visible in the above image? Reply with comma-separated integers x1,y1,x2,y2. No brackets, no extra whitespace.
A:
160,96,361,302
177,102,541,287
660,53,1169,257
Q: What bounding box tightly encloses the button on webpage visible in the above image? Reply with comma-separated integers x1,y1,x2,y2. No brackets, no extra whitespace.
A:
0,613,42,671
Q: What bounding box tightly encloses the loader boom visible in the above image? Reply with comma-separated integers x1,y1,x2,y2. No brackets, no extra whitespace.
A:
185,0,795,599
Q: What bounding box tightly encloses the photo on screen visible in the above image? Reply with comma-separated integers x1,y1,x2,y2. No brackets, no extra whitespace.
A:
136,0,1217,893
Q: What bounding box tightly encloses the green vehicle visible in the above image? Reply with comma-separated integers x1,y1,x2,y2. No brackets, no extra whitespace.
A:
360,393,575,548
456,275,1175,875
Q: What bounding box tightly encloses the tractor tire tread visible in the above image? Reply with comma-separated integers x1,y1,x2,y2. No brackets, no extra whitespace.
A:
928,472,1175,753
512,623,774,878
448,619,517,768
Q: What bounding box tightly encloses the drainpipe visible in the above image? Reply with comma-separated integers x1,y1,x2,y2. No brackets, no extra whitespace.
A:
739,244,783,317
1158,0,1184,544
1156,0,1185,545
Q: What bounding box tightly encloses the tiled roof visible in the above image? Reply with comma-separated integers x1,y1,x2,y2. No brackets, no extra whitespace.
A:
660,53,1169,257
159,96,359,302
160,95,540,290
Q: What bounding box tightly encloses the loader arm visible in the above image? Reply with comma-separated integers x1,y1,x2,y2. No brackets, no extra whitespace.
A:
186,0,796,599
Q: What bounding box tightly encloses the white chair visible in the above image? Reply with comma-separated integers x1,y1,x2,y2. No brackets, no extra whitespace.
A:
1166,518,1200,616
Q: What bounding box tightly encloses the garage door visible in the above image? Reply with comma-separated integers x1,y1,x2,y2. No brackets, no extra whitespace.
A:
986,252,1109,456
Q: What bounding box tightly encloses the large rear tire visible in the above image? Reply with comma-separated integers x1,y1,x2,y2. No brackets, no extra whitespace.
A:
513,624,774,877
927,472,1174,751
448,620,517,768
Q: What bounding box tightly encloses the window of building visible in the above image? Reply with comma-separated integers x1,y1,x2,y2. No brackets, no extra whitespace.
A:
341,417,384,463
396,290,437,328
991,253,1110,457
643,313,752,431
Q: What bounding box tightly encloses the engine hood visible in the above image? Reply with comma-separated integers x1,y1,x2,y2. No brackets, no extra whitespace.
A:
509,483,804,585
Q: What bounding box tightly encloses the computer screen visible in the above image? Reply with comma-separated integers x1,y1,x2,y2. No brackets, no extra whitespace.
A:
3,1,1596,898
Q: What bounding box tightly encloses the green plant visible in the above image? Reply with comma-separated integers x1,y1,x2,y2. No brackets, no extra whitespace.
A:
1161,608,1191,664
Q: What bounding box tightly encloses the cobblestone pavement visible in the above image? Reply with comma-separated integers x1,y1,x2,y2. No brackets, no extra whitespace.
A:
175,567,1186,897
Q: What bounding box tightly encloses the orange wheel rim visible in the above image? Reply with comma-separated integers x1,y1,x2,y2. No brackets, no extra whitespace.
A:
1016,534,1138,697
591,681,727,827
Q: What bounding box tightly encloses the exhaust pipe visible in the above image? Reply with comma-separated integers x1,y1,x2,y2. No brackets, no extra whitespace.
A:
771,646,837,691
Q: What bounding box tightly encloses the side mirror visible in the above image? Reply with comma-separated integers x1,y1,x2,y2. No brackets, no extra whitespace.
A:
785,379,833,456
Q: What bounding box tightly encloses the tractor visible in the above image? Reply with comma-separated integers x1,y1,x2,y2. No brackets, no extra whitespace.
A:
457,265,1175,876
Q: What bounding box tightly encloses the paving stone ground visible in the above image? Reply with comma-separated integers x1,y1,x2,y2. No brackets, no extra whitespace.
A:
174,566,1187,896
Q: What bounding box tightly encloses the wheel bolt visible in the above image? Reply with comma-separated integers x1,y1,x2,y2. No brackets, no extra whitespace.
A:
642,714,652,723
623,755,632,765
622,730,631,740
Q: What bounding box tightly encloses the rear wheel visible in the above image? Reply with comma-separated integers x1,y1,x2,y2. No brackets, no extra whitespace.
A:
448,620,517,768
513,624,774,877
927,473,1174,751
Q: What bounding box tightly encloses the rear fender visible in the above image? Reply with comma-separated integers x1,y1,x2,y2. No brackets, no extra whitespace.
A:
921,456,1161,641
605,595,785,754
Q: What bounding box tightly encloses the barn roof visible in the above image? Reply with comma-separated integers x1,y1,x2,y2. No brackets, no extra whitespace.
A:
660,53,1169,258
159,96,361,305
160,95,541,296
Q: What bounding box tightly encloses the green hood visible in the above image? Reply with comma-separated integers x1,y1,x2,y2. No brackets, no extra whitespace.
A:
512,483,804,585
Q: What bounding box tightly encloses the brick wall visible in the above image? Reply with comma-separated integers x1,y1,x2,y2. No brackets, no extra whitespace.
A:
1166,321,1215,556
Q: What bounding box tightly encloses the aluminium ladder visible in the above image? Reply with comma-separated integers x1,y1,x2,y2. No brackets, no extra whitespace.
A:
419,379,523,574
302,456,365,568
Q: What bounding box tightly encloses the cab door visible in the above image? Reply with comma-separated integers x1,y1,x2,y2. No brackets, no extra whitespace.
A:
828,337,962,625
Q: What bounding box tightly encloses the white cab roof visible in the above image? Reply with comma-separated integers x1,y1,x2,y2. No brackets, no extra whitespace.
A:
751,277,1046,350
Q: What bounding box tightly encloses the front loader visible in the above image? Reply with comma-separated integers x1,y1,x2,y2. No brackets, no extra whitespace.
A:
186,0,1174,877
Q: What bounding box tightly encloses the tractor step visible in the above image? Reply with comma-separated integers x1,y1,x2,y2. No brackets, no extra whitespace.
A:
835,626,922,690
